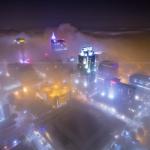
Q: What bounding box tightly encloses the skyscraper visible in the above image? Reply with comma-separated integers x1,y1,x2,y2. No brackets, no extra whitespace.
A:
78,47,96,74
51,32,67,52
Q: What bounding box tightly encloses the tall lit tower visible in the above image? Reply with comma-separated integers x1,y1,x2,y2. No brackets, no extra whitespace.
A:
14,37,30,64
78,47,96,74
50,32,67,52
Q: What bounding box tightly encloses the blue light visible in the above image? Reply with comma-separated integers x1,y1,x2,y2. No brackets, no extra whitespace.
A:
121,130,130,138
94,68,97,72
12,139,19,147
138,105,142,109
87,69,91,73
40,127,46,133
101,92,105,97
108,91,114,99
125,131,130,137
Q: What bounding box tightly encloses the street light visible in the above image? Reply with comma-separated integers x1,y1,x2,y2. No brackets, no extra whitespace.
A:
23,86,28,93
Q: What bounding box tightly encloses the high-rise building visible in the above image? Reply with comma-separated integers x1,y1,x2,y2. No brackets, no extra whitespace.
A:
98,60,119,80
14,37,30,64
78,47,96,74
51,32,67,52
129,74,150,89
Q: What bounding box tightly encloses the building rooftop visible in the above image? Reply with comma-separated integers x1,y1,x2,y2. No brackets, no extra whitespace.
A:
37,100,125,150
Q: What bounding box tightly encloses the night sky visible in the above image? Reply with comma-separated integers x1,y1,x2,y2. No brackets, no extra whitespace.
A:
0,0,150,30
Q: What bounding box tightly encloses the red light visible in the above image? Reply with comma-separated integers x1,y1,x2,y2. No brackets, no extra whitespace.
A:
110,80,116,85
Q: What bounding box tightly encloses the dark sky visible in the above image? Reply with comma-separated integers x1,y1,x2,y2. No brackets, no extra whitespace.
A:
0,0,150,30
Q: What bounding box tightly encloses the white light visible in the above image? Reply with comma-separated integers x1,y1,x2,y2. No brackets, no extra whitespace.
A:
51,32,56,40
85,64,88,69
111,108,116,113
82,47,93,51
12,140,19,146
121,115,125,120
84,53,87,56
83,59,87,65
94,79,97,83
128,108,135,113
74,79,79,84
101,92,105,97
87,69,91,73
108,92,114,99
114,134,119,139
88,51,93,56
80,51,84,56
70,58,75,62
83,81,88,87
135,95,139,100
34,130,40,136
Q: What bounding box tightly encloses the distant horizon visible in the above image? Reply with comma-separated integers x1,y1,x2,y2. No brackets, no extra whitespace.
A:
1,24,150,32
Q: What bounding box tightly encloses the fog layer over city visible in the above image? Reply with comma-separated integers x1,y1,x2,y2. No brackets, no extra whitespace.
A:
0,23,149,78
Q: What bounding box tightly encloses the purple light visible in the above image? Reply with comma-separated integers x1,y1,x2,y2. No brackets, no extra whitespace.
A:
51,32,56,40
110,80,116,85
19,58,31,64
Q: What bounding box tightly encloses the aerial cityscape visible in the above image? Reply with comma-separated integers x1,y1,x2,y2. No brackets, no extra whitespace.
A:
0,1,150,150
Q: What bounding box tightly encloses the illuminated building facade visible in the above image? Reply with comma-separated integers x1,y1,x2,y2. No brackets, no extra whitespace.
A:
14,37,30,64
78,47,96,74
129,74,150,90
101,78,136,101
51,32,67,52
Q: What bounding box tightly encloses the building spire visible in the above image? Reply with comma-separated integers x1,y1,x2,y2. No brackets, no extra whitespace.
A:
51,32,56,40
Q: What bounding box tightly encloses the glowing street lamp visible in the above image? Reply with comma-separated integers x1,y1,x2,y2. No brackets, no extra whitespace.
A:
23,87,28,93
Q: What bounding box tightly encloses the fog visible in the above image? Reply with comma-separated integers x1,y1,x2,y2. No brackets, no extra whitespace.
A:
0,23,149,79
